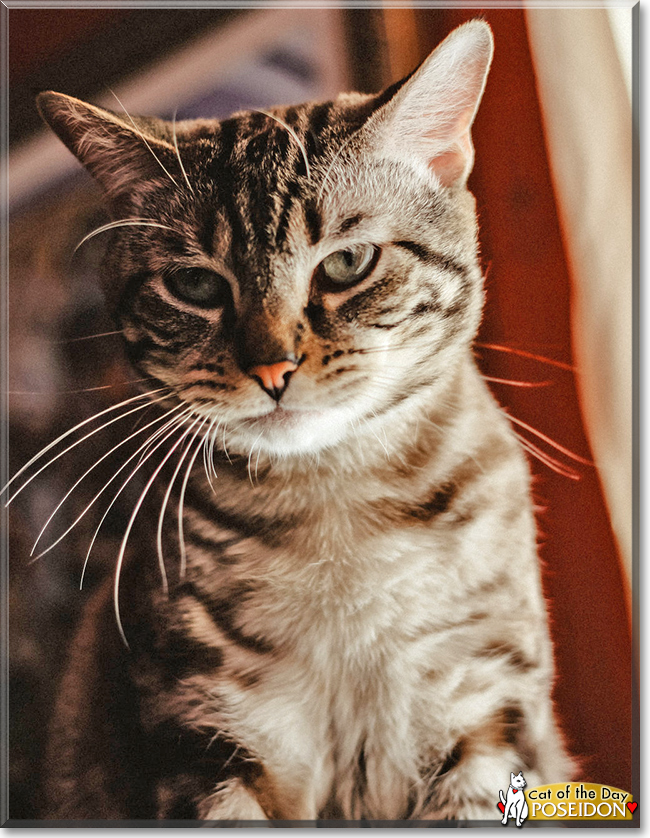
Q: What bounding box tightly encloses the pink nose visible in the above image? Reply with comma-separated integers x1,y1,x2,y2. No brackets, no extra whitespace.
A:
249,360,299,399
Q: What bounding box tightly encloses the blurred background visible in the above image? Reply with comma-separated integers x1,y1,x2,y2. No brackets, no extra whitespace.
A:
6,5,636,820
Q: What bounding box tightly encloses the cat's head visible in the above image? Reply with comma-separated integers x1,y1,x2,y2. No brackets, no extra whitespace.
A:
37,21,492,458
511,771,527,789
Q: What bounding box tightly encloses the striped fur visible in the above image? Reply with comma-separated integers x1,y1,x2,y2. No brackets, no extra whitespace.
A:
38,22,572,822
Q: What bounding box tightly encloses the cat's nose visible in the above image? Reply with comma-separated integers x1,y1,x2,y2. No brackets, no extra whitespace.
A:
249,359,299,402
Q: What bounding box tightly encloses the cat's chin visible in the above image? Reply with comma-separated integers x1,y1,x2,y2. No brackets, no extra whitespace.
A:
231,405,355,456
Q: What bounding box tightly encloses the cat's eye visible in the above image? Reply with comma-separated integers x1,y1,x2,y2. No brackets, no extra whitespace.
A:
318,244,380,289
164,268,230,308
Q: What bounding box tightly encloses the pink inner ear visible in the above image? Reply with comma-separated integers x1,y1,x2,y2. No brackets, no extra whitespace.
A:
429,145,465,187
429,131,473,187
426,105,476,187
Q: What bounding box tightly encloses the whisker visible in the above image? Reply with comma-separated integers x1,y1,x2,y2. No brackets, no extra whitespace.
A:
30,403,185,556
516,434,580,481
202,415,218,492
9,377,157,397
113,415,206,649
247,432,264,488
178,423,210,581
254,109,311,182
254,444,263,484
53,329,123,344
359,413,390,459
221,421,233,464
156,419,205,595
3,388,169,502
78,410,193,589
32,405,191,561
108,88,180,188
475,342,575,372
483,375,552,389
75,219,176,252
208,419,223,487
171,108,195,194
134,412,177,466
506,413,592,466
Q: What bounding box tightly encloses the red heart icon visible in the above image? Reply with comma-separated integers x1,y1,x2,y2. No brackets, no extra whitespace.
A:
627,802,637,814
497,802,505,813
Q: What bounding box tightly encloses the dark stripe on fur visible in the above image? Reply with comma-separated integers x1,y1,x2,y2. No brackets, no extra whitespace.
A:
186,532,241,564
393,240,467,277
181,379,232,392
274,179,302,250
174,581,273,655
337,214,364,235
198,209,216,257
162,629,224,679
304,202,322,245
478,641,537,672
372,482,456,526
184,482,291,548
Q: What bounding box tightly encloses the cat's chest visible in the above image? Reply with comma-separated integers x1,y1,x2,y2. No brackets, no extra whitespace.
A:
163,470,536,818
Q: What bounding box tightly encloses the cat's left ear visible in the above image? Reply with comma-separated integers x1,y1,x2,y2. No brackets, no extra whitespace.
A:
369,20,493,188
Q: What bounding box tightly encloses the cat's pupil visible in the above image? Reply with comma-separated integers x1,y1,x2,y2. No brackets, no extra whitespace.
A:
319,244,378,288
164,268,230,308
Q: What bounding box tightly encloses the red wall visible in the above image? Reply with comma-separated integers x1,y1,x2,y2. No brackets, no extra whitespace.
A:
418,7,633,792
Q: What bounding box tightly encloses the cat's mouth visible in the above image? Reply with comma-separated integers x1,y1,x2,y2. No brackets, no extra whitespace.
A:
228,402,356,456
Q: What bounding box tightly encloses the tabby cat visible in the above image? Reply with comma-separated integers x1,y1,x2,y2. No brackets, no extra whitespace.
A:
30,21,573,822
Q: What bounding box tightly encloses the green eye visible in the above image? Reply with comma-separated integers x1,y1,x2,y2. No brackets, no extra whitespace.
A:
164,268,230,308
319,244,379,289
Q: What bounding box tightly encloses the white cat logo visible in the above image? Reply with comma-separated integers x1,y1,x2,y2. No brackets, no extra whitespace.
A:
499,771,529,827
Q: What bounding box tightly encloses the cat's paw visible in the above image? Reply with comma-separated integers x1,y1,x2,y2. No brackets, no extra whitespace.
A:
198,779,269,823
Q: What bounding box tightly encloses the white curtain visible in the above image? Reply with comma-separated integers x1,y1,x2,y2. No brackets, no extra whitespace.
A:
525,7,634,598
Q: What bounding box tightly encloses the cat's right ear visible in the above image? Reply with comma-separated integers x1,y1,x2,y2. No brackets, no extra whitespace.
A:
36,92,177,200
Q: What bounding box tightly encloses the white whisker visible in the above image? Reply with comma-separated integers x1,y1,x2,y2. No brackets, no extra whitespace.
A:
155,414,204,596
54,329,123,344
30,403,185,556
207,419,223,487
75,219,176,253
254,445,263,484
202,415,219,492
108,88,180,189
222,422,233,464
350,418,367,466
178,423,210,581
33,405,191,562
3,388,170,504
78,409,192,589
506,412,592,466
9,376,157,397
247,432,264,487
360,412,390,459
516,434,580,481
113,414,206,649
254,109,311,182
171,108,195,194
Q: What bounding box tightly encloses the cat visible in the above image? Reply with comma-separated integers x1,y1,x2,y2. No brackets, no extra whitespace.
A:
25,20,574,822
499,771,529,827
